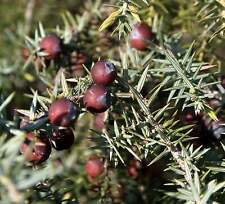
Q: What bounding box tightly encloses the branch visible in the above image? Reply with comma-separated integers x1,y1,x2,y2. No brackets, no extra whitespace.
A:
118,76,195,185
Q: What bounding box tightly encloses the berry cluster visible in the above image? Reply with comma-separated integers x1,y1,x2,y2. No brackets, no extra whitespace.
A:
18,22,224,179
18,22,160,179
19,34,117,166
85,156,105,179
19,98,77,164
182,105,225,144
83,60,116,113
181,73,225,143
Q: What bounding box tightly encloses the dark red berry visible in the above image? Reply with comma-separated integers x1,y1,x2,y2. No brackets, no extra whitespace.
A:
83,84,111,113
21,47,30,60
48,98,78,127
128,160,141,179
50,128,75,150
182,108,200,123
91,61,116,85
184,112,195,122
85,157,104,178
39,35,61,60
20,132,51,164
129,22,153,51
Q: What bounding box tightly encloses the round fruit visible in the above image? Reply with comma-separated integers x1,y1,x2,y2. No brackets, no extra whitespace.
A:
48,98,78,127
129,22,153,51
83,84,111,113
20,132,51,164
39,35,61,60
91,61,116,85
128,160,141,179
85,157,104,178
50,128,75,150
182,108,200,123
